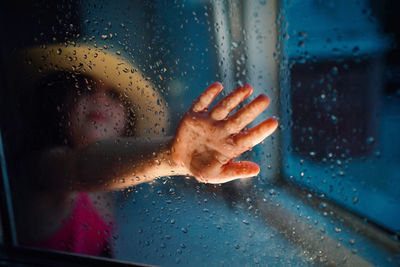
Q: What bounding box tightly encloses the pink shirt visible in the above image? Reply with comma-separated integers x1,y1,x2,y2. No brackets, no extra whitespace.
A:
37,192,113,256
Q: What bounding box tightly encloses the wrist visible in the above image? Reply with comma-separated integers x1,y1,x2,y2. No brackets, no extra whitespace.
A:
153,136,190,177
168,137,191,177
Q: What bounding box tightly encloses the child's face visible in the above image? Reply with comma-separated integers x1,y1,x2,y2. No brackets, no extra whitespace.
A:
66,82,127,148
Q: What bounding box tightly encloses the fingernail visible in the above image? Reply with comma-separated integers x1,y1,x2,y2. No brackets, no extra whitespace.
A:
243,83,253,90
212,81,223,88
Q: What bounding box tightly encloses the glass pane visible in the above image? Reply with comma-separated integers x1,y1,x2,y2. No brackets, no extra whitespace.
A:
0,0,399,266
280,0,400,232
0,0,281,264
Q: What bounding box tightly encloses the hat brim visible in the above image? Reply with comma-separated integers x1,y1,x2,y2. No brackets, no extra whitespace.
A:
17,43,169,137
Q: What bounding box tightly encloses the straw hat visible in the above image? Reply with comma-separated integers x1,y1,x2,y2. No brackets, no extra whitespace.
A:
16,43,169,137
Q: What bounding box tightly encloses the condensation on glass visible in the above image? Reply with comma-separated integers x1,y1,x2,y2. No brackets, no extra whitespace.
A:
0,0,398,266
280,0,400,231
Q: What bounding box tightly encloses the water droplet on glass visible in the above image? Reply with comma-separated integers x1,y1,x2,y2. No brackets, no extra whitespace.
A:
297,57,306,64
298,31,307,39
366,136,374,144
331,66,338,75
269,189,276,196
352,46,360,55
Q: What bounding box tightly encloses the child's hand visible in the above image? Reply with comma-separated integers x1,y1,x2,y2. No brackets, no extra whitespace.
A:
171,82,278,184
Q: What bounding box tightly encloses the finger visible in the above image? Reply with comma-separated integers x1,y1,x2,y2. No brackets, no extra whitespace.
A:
233,118,278,152
210,84,253,121
206,161,259,184
225,94,270,134
192,82,223,112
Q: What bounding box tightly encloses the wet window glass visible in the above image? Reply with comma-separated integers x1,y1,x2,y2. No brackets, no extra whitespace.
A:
280,0,400,232
0,0,399,266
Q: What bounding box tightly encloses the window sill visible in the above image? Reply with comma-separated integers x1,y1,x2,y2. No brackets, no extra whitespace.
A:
253,180,400,266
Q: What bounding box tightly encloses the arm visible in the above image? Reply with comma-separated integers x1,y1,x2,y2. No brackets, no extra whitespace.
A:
40,82,278,191
75,136,186,190
41,136,186,191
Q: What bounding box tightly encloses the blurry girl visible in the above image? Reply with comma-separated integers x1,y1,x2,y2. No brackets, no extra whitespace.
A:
13,44,278,256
